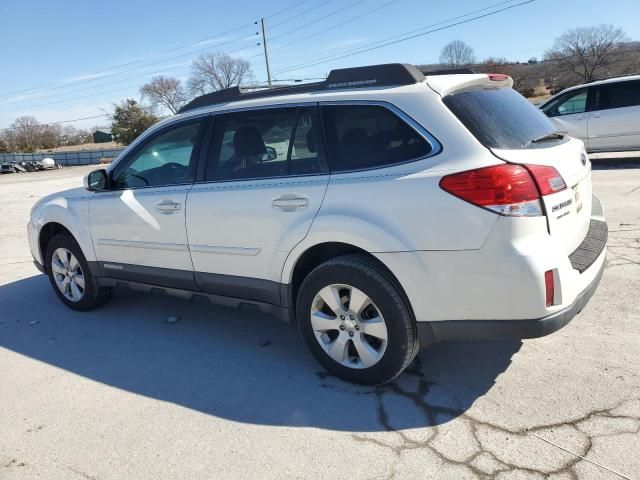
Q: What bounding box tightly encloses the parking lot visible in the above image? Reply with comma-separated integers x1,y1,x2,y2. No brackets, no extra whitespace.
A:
0,164,639,479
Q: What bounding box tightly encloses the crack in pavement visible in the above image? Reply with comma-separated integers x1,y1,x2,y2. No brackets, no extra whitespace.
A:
333,358,640,479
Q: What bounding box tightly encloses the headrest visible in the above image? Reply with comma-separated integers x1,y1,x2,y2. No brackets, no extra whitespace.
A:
233,126,266,158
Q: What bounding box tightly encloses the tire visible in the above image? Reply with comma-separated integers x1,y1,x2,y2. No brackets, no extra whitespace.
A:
296,254,419,385
45,233,112,311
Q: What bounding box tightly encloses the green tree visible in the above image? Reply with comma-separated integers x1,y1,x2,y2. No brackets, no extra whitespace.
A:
110,99,159,145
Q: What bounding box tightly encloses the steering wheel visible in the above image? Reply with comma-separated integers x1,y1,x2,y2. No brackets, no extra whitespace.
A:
121,168,149,187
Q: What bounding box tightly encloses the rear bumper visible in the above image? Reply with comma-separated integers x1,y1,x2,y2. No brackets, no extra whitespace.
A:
417,254,605,344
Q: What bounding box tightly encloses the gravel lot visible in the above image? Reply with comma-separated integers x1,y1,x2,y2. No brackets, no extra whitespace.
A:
1,165,639,480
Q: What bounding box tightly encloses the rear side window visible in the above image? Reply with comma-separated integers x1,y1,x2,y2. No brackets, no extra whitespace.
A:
444,87,560,149
206,107,326,181
594,80,640,110
321,105,431,172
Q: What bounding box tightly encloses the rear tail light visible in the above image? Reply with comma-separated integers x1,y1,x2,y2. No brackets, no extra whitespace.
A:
440,164,542,216
545,270,554,307
439,163,566,217
526,164,567,195
488,73,510,81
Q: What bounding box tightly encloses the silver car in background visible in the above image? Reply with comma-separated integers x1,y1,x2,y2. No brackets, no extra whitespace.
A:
539,75,640,152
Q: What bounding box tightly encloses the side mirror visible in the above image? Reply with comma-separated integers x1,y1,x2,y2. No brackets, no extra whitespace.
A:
265,146,278,161
84,169,108,191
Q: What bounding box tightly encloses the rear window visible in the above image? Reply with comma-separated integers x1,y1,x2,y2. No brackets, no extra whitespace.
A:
443,87,559,149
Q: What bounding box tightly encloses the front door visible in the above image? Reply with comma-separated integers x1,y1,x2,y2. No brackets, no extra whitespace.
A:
89,119,204,289
543,87,590,148
186,105,329,305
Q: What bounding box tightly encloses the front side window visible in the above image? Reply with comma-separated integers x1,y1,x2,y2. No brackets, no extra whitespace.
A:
207,107,325,181
594,80,640,110
113,121,201,189
552,89,588,116
321,105,430,172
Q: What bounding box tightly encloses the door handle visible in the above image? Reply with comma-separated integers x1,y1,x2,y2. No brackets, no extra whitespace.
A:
155,199,181,214
591,112,601,118
272,194,309,212
575,116,585,120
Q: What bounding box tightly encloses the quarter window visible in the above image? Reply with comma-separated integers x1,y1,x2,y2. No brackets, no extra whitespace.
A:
321,105,431,172
113,121,201,189
594,80,640,110
207,107,325,181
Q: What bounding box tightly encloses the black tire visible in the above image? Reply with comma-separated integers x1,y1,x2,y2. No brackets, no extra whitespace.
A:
45,233,112,311
297,254,419,385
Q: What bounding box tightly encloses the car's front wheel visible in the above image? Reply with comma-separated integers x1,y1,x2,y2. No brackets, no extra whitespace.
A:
45,233,111,311
297,254,418,385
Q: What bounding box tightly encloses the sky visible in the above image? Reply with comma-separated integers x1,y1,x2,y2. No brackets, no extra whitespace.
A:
0,0,639,131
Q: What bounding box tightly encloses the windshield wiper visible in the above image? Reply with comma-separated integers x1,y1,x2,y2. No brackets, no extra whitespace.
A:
528,131,567,145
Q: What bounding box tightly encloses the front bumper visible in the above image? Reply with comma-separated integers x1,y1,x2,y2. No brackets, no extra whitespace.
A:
417,253,605,344
33,260,46,274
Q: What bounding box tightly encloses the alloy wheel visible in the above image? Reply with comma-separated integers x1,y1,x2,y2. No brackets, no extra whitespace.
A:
51,248,85,302
310,284,388,369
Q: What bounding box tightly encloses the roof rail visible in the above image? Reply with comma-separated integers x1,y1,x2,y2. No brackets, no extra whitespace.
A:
179,63,425,113
419,68,476,76
583,72,640,84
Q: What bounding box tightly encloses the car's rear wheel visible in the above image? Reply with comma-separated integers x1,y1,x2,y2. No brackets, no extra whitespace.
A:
297,254,418,385
45,234,111,311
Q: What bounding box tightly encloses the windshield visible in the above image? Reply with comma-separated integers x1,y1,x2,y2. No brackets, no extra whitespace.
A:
443,87,561,149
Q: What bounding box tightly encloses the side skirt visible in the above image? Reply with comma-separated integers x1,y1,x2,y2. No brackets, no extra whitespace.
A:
89,261,292,323
97,277,291,323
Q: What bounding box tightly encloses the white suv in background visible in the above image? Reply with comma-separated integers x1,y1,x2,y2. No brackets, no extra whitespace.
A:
28,64,607,385
539,75,640,152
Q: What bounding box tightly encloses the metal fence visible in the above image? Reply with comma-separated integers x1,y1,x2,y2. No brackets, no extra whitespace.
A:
0,148,125,166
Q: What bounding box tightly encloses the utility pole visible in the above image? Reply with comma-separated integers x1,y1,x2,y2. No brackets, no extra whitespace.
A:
260,18,272,87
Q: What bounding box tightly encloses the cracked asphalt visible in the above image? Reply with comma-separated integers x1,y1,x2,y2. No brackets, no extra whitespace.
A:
0,164,639,479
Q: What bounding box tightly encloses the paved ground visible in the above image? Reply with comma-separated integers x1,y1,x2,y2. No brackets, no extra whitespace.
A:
0,165,639,480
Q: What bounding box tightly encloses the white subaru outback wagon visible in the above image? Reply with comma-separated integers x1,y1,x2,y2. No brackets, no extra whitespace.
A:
28,64,608,385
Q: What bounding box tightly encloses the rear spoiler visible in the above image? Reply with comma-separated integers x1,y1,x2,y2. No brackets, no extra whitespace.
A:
426,73,514,96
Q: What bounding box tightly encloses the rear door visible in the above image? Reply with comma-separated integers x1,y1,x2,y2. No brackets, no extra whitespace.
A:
443,85,592,255
540,87,591,148
186,105,329,304
588,79,640,151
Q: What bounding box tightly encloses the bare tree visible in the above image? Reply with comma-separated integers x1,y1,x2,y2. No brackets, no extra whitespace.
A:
544,24,628,82
439,40,476,69
10,116,41,152
188,52,253,96
140,76,187,114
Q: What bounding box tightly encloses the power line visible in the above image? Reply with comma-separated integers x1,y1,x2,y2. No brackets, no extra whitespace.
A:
0,0,312,100
273,0,535,75
0,42,264,111
270,0,334,29
269,0,367,42
0,24,256,100
0,34,259,106
269,0,520,71
265,0,314,19
257,0,402,60
0,114,110,132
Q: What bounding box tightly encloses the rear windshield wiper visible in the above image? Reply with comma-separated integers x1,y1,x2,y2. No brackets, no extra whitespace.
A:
528,131,567,145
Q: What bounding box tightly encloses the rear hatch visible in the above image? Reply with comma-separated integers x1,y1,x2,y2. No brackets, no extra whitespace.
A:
435,76,592,255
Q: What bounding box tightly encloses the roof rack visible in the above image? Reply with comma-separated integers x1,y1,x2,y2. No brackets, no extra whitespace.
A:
179,63,426,113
